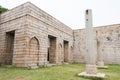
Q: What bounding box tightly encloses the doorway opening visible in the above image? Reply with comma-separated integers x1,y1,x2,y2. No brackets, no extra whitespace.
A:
6,31,15,65
48,35,56,63
64,40,69,62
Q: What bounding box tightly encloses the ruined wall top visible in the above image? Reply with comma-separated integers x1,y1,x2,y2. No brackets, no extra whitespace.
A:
73,24,120,31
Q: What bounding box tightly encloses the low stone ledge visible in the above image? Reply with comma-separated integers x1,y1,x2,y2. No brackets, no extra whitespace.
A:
97,66,108,69
28,63,38,69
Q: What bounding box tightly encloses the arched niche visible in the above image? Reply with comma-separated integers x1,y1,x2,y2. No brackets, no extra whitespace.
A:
29,37,39,65
70,46,73,61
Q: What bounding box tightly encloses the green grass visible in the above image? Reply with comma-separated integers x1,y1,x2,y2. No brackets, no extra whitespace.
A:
0,63,120,80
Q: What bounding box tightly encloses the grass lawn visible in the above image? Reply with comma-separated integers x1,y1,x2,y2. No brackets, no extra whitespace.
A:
0,63,120,80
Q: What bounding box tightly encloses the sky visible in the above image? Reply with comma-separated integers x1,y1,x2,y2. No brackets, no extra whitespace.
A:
0,0,120,29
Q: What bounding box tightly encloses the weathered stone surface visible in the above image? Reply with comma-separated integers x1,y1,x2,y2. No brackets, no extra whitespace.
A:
28,63,38,69
0,2,73,67
83,9,98,75
73,24,120,64
78,72,105,78
0,2,120,67
86,64,97,74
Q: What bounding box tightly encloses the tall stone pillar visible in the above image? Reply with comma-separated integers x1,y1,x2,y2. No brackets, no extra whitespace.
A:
85,9,97,74
78,9,105,78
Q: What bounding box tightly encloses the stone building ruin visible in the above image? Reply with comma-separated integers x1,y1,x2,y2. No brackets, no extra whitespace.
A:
0,2,120,67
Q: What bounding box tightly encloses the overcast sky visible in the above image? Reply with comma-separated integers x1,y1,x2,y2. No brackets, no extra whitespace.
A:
1,0,120,29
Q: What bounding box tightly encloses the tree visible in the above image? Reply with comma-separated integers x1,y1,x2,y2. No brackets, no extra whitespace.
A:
0,6,8,14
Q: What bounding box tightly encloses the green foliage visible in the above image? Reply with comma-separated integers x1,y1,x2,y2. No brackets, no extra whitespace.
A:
0,6,8,14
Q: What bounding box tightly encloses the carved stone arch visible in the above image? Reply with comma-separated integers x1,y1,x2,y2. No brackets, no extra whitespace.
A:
29,37,39,65
29,36,40,42
58,43,63,63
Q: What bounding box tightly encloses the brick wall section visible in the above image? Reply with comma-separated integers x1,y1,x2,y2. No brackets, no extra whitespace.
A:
73,24,120,64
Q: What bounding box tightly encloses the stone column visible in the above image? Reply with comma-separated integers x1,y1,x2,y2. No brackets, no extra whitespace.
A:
78,10,105,78
85,9,97,74
97,38,108,68
97,38,104,65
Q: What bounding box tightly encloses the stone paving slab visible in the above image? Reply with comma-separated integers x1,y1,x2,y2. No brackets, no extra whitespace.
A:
78,72,105,78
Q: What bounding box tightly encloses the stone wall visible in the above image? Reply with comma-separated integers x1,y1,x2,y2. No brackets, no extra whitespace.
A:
25,3,74,66
0,2,29,66
73,24,120,64
0,2,73,67
0,2,120,67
